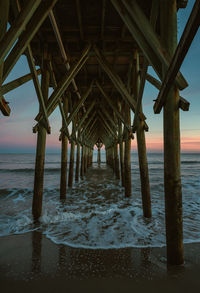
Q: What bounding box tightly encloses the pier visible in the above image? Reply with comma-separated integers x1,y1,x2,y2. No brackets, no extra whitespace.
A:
0,0,200,267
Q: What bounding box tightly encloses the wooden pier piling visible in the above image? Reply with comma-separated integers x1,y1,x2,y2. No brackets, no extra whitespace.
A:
161,0,184,265
75,142,80,182
114,142,120,179
60,97,68,199
32,49,50,220
124,105,132,197
133,49,152,218
68,137,75,188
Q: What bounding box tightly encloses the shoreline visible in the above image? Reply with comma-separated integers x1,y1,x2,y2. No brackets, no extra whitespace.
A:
1,232,200,292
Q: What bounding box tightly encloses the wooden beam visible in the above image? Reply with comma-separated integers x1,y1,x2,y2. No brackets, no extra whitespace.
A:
76,101,96,132
94,45,144,118
81,112,97,136
132,0,159,129
100,106,118,133
98,111,117,139
111,0,188,90
26,45,50,133
48,11,84,109
154,0,200,114
0,0,41,67
3,0,58,82
0,70,41,95
66,80,94,126
146,73,190,111
35,44,91,122
95,81,131,132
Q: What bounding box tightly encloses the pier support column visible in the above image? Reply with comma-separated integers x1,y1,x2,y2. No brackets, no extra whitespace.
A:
124,105,132,197
161,0,183,265
60,98,68,199
80,145,84,178
32,51,50,220
97,147,101,164
118,121,125,186
68,139,75,187
133,49,152,218
114,142,120,179
84,146,87,173
75,142,80,182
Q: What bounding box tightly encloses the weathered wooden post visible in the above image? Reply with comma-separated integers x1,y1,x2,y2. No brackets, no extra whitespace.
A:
75,141,80,182
161,0,184,265
84,146,87,173
60,97,68,199
133,49,152,218
68,124,75,187
124,105,132,197
32,48,50,220
80,144,84,178
114,141,120,179
97,147,101,164
118,119,125,186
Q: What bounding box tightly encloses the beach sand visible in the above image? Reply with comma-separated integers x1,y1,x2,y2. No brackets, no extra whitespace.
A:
0,232,200,292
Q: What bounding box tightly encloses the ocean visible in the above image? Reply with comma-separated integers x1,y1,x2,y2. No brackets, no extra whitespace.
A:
0,152,199,249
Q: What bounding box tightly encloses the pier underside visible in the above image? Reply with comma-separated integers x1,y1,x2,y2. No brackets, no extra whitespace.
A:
0,0,200,265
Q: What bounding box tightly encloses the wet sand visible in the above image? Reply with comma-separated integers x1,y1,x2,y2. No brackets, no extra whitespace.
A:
0,232,200,292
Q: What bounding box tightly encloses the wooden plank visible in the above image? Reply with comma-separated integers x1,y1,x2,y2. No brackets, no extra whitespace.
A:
3,0,58,82
154,0,200,114
111,0,188,90
0,0,41,66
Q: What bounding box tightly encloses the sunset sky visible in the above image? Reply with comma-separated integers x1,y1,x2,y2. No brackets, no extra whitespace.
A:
0,0,199,153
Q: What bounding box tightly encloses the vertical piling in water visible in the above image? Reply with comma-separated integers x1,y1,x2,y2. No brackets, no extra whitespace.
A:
114,142,120,179
97,147,101,164
118,121,125,186
124,105,132,197
84,146,87,173
60,97,68,199
161,0,183,265
80,145,84,179
68,136,75,187
32,48,50,220
75,142,80,182
133,49,152,218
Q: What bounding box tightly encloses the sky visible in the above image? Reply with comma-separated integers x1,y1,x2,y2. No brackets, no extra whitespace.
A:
0,0,199,153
